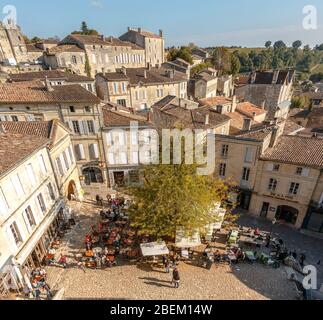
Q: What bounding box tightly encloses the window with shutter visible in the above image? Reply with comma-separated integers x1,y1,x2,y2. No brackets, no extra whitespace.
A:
26,164,37,186
120,152,128,164
56,157,64,177
89,144,99,160
38,154,47,175
82,121,89,135
11,174,25,197
132,152,139,164
108,153,115,165
131,131,138,145
119,132,126,145
0,187,9,216
77,144,86,160
244,147,253,163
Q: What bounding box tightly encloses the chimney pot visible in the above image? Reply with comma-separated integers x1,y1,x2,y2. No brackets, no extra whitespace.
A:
45,76,54,92
138,27,142,34
159,29,163,38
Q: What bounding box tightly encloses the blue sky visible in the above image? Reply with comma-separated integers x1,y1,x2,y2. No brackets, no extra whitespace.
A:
1,0,323,47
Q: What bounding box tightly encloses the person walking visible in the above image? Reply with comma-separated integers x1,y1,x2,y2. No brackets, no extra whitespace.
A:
172,268,180,289
300,253,306,268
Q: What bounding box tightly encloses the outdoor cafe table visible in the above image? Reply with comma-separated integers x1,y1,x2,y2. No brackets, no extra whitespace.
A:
239,236,263,247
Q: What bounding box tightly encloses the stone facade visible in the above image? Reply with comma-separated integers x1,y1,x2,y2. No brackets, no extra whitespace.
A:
101,104,153,187
0,81,107,191
43,45,87,76
119,28,165,68
236,70,295,119
60,34,146,77
0,134,65,292
0,21,28,65
96,67,188,111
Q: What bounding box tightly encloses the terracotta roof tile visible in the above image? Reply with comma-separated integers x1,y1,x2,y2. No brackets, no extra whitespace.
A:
102,105,150,127
0,81,100,104
98,67,186,86
9,70,94,83
0,132,49,176
261,135,323,168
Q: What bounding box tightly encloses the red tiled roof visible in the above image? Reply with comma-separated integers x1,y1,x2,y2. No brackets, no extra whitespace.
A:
102,105,150,127
97,67,187,86
0,81,100,104
261,135,323,168
236,102,266,117
9,70,94,82
0,132,49,176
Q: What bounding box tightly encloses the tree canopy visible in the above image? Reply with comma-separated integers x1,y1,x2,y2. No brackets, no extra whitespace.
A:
72,21,99,36
167,46,194,65
233,40,323,75
127,163,233,240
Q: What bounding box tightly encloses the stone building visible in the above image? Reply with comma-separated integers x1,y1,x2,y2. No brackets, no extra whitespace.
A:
59,34,146,77
96,67,188,110
0,80,107,191
8,70,95,93
236,70,295,119
152,95,231,135
191,68,218,99
101,103,153,187
250,135,323,230
0,20,29,65
43,44,87,75
119,27,165,68
199,96,268,135
1,120,83,201
217,74,235,98
0,131,65,293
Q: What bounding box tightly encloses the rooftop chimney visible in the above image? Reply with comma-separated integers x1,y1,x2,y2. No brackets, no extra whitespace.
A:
251,72,257,84
138,27,142,34
100,35,105,41
127,27,130,31
159,29,164,38
45,76,54,92
232,95,237,112
143,70,147,79
243,118,252,131
216,105,224,114
252,112,257,119
147,111,152,122
121,67,127,76
272,70,279,84
261,101,266,110
205,114,210,126
269,126,280,148
147,62,151,70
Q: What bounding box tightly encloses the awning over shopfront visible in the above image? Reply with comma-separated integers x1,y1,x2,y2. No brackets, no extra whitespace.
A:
140,242,169,257
175,228,201,248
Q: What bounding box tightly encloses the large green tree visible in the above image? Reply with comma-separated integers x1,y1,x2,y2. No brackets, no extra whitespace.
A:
167,46,193,65
127,163,232,239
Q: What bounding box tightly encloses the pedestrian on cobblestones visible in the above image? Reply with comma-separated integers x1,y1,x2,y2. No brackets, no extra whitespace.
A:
172,268,180,288
300,253,306,267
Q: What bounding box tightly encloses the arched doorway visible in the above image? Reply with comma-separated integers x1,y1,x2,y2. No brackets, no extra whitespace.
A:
67,180,77,200
276,206,299,225
82,167,103,185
